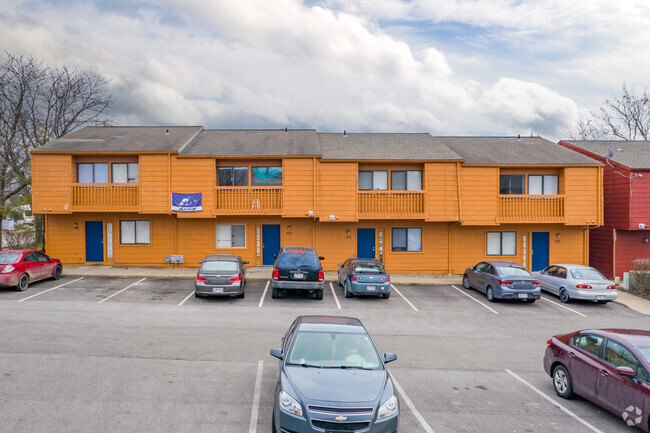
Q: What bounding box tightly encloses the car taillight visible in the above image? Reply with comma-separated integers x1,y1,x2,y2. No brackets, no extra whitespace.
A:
380,277,384,281
498,280,513,285
385,276,390,282
272,269,279,281
532,282,540,286
351,276,357,281
2,265,15,273
229,275,241,283
607,285,616,290
547,339,553,345
318,270,324,282
358,276,363,281
196,275,208,283
576,284,592,289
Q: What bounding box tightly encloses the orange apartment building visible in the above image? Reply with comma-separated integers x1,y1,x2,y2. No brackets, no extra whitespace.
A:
31,127,603,273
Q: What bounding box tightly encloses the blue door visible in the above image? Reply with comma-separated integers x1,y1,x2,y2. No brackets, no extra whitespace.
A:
532,232,549,271
85,221,104,262
262,224,281,265
357,228,375,259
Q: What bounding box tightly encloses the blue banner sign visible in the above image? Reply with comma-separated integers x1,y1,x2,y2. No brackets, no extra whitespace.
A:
171,193,202,212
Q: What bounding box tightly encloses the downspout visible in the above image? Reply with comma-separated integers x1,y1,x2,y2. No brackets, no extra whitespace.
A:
613,228,616,279
175,217,179,268
447,223,452,274
456,161,462,222
312,157,316,247
167,153,171,215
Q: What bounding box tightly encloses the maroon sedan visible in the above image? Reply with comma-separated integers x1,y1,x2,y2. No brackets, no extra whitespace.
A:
0,250,62,291
544,329,650,431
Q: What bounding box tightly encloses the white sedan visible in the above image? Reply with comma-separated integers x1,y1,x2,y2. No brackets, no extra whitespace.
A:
532,264,618,304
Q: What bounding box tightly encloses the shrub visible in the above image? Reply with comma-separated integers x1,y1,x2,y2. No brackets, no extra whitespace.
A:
629,259,650,295
2,225,37,250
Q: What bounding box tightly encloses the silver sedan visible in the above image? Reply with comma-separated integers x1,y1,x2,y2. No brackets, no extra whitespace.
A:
532,264,618,304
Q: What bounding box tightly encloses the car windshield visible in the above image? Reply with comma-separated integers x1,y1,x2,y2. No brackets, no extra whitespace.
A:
570,268,606,280
496,266,531,277
278,253,320,269
352,262,385,273
0,253,21,264
638,347,650,364
287,331,382,369
202,261,238,272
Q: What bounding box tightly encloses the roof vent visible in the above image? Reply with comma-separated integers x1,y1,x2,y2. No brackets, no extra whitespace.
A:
343,130,347,137
517,134,520,140
284,127,288,134
165,129,169,135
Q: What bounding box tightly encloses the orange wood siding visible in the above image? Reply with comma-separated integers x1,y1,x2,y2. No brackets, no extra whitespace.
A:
564,167,601,226
32,154,73,213
170,156,216,218
140,154,170,213
458,167,498,225
317,162,358,222
424,162,459,222
282,158,315,217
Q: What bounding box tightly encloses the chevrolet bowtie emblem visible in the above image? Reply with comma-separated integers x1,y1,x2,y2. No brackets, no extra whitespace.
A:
335,416,347,422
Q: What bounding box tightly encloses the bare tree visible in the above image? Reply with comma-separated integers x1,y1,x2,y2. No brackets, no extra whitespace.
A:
571,85,650,140
0,52,113,248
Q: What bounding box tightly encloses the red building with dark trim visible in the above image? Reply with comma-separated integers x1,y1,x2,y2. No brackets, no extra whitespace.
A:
559,140,650,278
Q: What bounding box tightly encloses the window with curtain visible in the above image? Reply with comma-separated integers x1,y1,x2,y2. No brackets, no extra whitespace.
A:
486,231,516,255
391,170,422,190
217,224,246,248
528,175,558,195
359,170,388,190
78,163,109,183
120,220,150,244
499,175,524,194
391,227,422,252
217,167,249,186
112,163,139,183
251,167,282,186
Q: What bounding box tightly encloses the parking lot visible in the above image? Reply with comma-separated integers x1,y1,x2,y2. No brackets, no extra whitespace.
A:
0,276,647,432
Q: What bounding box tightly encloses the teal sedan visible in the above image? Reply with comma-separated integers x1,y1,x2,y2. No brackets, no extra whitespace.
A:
337,259,391,299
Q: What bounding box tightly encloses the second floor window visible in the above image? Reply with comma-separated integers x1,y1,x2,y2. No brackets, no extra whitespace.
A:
218,167,248,186
112,163,139,183
252,167,282,186
391,170,422,190
359,170,388,190
78,163,109,183
528,175,558,195
499,175,524,195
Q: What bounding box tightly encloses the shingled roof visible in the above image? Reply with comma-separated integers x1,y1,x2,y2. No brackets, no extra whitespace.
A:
560,140,650,169
182,129,320,156
318,133,463,160
32,126,203,153
440,136,600,165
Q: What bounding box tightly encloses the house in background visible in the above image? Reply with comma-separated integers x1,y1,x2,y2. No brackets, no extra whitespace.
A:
30,127,602,273
559,140,650,278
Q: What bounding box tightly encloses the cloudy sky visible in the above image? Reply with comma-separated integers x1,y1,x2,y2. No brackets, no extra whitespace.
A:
1,0,648,140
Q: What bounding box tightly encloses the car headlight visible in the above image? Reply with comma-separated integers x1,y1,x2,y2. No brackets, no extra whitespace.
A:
2,265,14,273
279,390,303,416
377,395,398,419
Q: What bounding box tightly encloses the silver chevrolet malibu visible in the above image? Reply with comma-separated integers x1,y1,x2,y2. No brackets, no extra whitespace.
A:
195,254,248,298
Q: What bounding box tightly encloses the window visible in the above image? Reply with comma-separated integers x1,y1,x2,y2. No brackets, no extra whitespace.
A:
78,163,109,183
499,175,524,194
576,334,604,357
555,267,567,279
487,232,516,255
120,221,150,244
217,166,248,186
391,171,422,190
528,175,558,195
112,163,139,183
217,224,246,248
252,166,282,186
359,171,388,190
604,340,645,379
392,228,422,252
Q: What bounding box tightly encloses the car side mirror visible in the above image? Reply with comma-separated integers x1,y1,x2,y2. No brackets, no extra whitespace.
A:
243,261,249,265
198,260,203,264
319,256,324,260
337,263,343,267
270,348,284,360
616,366,636,378
383,352,397,364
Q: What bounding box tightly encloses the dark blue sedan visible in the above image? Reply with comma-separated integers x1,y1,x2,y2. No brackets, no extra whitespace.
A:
337,259,391,299
270,315,399,433
462,260,541,303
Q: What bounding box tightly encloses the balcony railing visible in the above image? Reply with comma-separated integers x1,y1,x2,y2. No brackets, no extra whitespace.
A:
358,191,425,219
72,184,139,211
215,187,283,214
498,194,565,223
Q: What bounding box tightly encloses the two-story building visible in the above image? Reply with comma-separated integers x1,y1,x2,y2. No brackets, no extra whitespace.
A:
559,140,650,278
31,127,603,273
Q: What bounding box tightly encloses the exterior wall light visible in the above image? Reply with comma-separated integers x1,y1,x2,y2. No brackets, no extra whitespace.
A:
287,225,291,231
73,222,78,229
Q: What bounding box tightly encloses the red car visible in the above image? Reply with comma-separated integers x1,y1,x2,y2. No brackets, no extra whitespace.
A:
0,250,62,291
544,329,650,431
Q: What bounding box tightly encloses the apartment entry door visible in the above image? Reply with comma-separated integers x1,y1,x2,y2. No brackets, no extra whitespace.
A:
262,224,281,265
531,232,549,271
357,228,375,259
85,221,104,262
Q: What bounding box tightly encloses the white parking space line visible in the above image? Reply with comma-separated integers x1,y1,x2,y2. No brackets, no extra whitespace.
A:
540,296,587,317
329,282,341,309
258,281,269,308
390,284,418,312
389,370,434,433
248,360,264,433
451,285,499,315
18,277,84,302
505,369,605,433
97,278,146,304
178,290,195,306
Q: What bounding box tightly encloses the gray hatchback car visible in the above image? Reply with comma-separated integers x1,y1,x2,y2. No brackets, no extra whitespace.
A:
463,260,541,303
195,254,248,298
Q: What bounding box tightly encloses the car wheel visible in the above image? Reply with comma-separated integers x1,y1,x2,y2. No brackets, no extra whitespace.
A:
53,265,62,280
237,291,245,299
559,288,571,303
552,365,574,399
272,408,277,433
272,287,280,299
314,289,323,300
194,291,203,298
462,275,471,289
344,281,352,298
486,286,495,302
337,276,342,287
16,273,29,291
382,292,390,299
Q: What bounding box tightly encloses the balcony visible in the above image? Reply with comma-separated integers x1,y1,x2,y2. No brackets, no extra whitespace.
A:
215,187,283,215
498,195,565,223
358,191,425,219
72,184,139,211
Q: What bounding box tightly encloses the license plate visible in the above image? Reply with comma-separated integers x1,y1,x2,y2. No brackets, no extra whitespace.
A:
367,285,376,291
518,293,528,299
293,273,304,279
212,287,224,293
597,295,604,301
